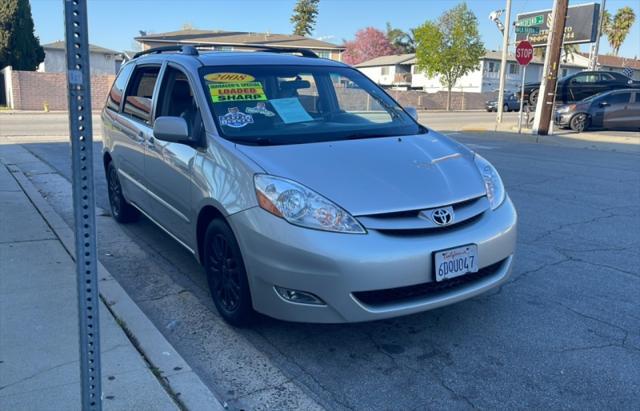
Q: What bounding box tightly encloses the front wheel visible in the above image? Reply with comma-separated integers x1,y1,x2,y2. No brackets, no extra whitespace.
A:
204,219,255,326
528,89,539,105
503,104,510,113
570,113,590,132
107,162,140,223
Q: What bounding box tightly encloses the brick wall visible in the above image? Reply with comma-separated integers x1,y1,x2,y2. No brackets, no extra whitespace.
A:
7,70,115,110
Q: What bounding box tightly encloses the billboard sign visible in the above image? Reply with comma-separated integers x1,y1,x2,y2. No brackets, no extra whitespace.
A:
515,2,600,47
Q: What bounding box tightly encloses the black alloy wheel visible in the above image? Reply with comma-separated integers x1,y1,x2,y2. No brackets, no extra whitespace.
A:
107,162,139,223
204,219,254,326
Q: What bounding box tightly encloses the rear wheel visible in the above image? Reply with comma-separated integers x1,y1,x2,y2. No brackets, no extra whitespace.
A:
503,104,510,113
204,219,255,326
570,113,590,132
107,162,139,223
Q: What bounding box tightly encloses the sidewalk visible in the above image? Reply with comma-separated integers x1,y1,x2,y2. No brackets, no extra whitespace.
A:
0,160,215,410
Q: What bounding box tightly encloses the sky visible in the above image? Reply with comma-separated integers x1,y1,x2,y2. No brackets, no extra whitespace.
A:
30,0,640,58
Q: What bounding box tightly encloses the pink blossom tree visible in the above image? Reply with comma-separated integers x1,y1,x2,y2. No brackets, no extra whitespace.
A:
343,27,399,65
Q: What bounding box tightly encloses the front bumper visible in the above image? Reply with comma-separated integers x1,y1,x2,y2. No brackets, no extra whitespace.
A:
555,112,572,127
229,197,518,323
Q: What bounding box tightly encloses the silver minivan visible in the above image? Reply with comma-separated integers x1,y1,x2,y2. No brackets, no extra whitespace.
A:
102,46,517,326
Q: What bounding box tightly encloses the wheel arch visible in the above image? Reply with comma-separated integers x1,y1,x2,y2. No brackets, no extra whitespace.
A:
196,204,228,264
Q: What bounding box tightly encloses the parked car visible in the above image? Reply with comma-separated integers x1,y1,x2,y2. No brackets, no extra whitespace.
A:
102,45,517,326
555,88,640,132
522,70,638,105
486,93,524,112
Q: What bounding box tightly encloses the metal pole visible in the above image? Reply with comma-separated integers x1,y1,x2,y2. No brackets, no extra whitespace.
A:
590,0,606,70
518,64,527,133
496,0,512,123
533,0,569,135
63,0,102,410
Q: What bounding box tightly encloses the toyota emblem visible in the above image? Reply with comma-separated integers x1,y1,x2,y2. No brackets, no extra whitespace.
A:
430,207,454,225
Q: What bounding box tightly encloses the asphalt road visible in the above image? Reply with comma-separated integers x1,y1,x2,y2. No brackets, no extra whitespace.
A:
10,129,639,410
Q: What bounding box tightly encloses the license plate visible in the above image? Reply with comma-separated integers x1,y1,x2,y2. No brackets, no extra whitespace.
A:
434,245,478,282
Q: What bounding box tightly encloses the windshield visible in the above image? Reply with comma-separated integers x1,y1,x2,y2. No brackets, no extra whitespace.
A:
199,65,424,145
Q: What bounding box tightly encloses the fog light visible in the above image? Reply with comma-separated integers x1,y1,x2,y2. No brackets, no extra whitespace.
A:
275,286,325,305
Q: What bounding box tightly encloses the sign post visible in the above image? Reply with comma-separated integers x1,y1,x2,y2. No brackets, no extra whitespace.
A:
63,0,102,409
515,40,533,133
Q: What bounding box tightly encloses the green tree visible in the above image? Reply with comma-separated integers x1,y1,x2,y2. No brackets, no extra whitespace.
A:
385,22,416,53
0,0,44,70
604,6,636,56
414,3,485,111
290,0,320,36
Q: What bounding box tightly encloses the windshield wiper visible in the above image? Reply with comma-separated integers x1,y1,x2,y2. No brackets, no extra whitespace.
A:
231,136,274,146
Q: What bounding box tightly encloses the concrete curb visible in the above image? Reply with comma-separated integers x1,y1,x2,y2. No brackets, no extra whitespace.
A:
9,167,225,411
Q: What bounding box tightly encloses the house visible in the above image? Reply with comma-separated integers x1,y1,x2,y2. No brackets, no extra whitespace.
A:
134,29,345,61
355,54,416,89
38,41,123,75
356,51,588,93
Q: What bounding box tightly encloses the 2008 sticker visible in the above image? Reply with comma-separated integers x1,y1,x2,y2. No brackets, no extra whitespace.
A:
219,107,254,128
204,72,255,83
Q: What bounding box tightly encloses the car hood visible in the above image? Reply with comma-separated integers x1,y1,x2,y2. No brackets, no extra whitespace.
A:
524,82,541,89
236,132,487,216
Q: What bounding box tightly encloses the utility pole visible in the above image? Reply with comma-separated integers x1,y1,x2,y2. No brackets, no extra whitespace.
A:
532,0,569,135
496,0,512,123
590,0,606,70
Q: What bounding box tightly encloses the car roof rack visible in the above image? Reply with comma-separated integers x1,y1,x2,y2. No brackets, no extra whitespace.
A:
133,43,319,59
133,45,199,59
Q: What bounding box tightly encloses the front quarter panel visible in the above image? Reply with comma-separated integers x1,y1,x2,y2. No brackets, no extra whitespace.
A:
191,133,263,218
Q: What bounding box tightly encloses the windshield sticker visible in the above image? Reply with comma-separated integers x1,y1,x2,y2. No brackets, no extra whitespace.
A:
269,97,313,124
209,82,267,102
245,102,275,117
204,72,255,83
219,107,254,128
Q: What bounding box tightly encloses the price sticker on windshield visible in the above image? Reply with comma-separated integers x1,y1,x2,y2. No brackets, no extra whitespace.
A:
209,82,267,103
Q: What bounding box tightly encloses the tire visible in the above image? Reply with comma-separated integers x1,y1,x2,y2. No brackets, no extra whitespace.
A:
106,162,140,223
570,113,590,132
528,89,539,105
503,104,510,113
203,219,255,326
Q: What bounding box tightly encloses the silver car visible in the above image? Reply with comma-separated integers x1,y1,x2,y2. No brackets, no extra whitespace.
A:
102,46,517,325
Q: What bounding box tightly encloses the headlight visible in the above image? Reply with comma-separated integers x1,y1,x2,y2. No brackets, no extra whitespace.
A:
254,174,366,234
474,154,506,210
556,104,575,113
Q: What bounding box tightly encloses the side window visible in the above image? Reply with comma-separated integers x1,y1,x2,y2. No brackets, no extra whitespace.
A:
599,73,615,82
573,74,598,84
123,65,161,123
106,64,134,112
156,66,202,137
605,93,631,105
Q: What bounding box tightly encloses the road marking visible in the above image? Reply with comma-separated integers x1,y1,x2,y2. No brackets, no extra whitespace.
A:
465,143,497,150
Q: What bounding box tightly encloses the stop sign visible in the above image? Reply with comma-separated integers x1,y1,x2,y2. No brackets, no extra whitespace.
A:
516,40,533,65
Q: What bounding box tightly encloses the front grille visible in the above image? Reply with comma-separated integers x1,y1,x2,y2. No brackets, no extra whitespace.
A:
352,259,506,307
356,195,489,232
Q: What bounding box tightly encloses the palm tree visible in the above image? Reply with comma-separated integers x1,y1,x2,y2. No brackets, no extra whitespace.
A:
605,7,636,56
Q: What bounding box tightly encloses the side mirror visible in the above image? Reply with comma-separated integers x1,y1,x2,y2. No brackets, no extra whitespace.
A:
404,106,419,121
153,116,191,143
